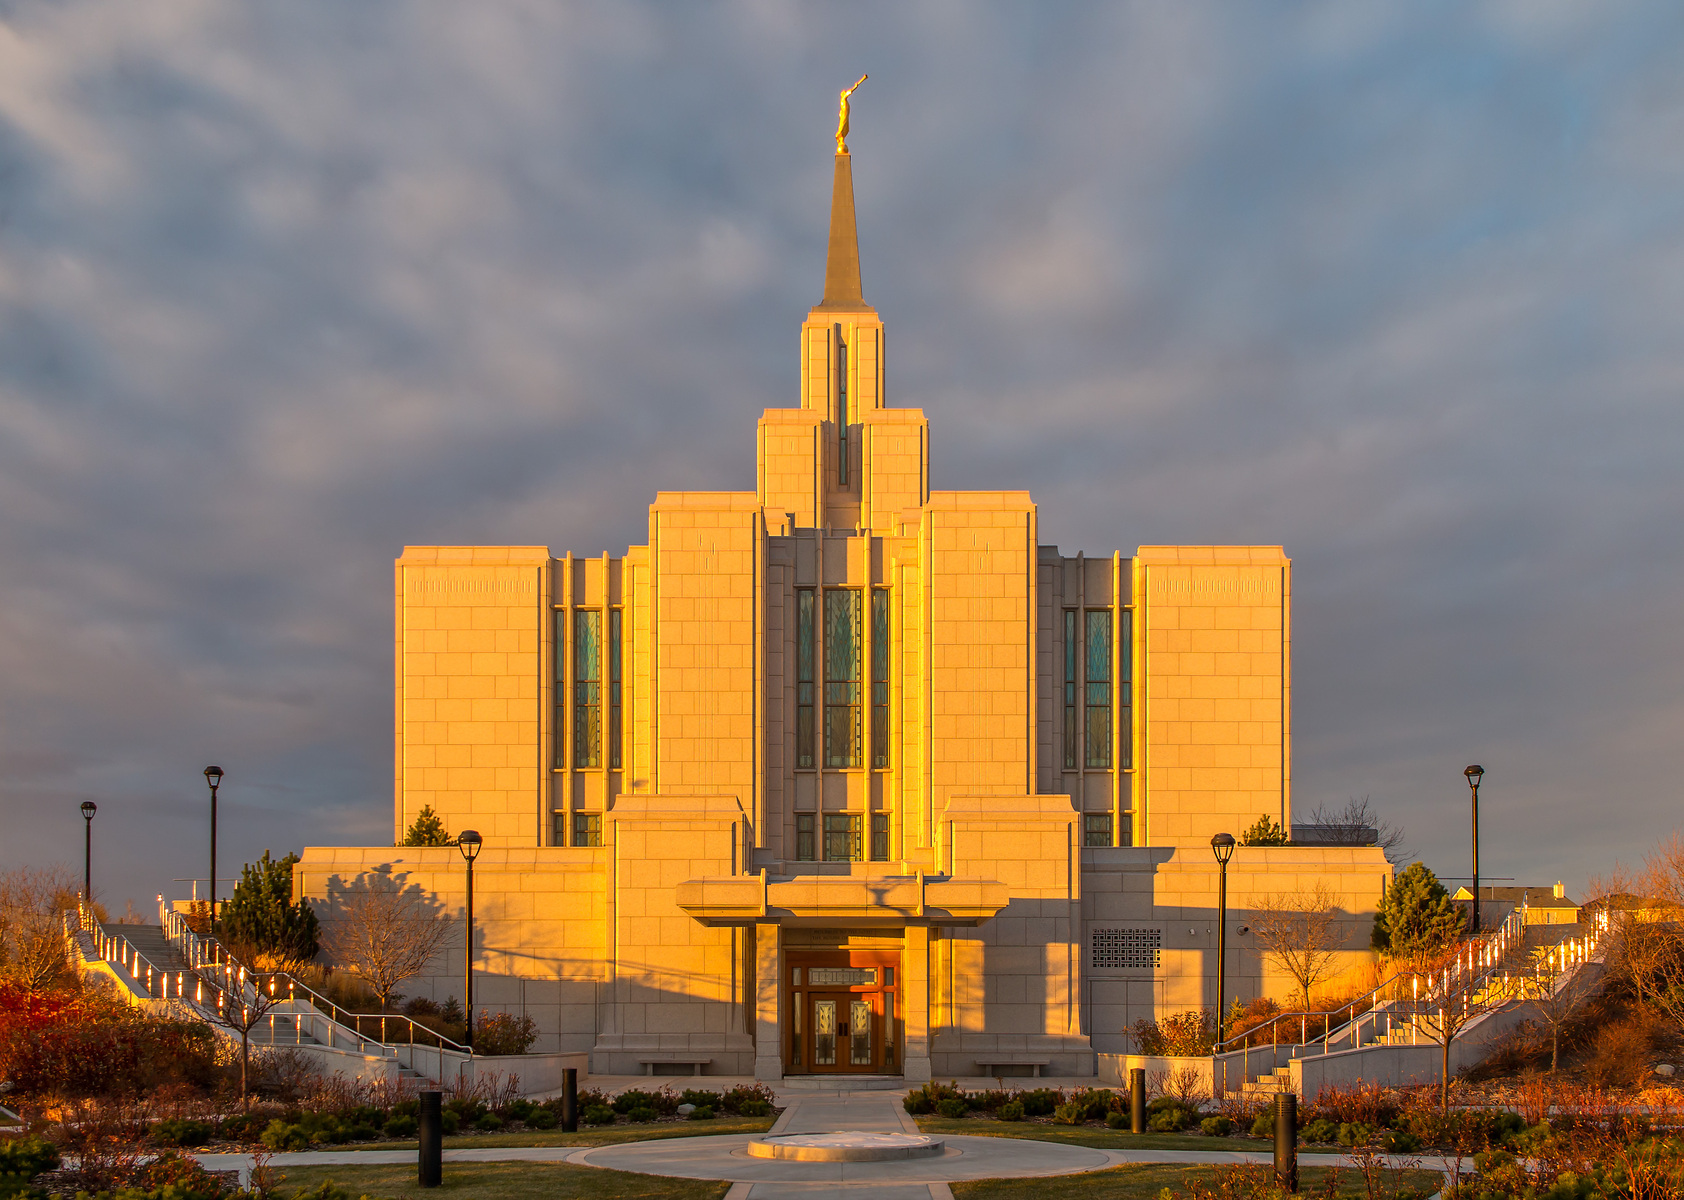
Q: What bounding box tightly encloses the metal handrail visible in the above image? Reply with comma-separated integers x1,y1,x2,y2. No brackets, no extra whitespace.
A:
158,906,471,1059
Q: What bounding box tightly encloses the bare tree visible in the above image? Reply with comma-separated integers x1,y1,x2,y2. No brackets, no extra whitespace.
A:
1412,977,1506,1114
1517,943,1601,1073
320,873,453,1009
195,966,287,1111
0,865,80,992
1251,881,1344,1006
1304,796,1407,866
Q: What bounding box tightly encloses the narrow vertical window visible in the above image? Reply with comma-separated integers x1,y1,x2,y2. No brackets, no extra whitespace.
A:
870,813,889,861
572,812,602,847
796,590,816,769
1084,813,1113,848
796,813,816,861
824,813,862,861
1062,609,1078,770
837,329,849,485
1118,609,1133,771
574,610,602,768
609,608,623,770
1085,610,1112,769
871,589,890,768
553,611,567,768
825,590,862,768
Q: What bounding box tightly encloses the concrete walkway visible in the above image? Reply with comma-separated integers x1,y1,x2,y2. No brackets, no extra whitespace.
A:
197,1085,1453,1200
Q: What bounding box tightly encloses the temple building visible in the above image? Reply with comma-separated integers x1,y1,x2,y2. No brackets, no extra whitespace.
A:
299,141,1391,1080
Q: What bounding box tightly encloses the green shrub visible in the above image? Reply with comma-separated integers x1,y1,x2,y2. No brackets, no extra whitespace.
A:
440,1110,461,1135
1069,1089,1113,1121
999,1101,1026,1122
0,1138,59,1178
0,1184,48,1200
720,1084,778,1115
611,1088,669,1115
383,1114,417,1139
473,1113,503,1132
1202,1116,1234,1137
150,1119,214,1148
391,1098,420,1118
1148,1109,1188,1133
260,1120,310,1152
1382,1129,1423,1153
937,1098,969,1119
1106,1110,1128,1130
1301,1117,1338,1144
582,1105,616,1125
1052,1102,1084,1125
524,1108,557,1130
503,1099,534,1122
626,1105,657,1123
1337,1121,1374,1148
1490,1111,1526,1145
1019,1088,1061,1117
681,1089,723,1108
1507,1121,1551,1155
1251,1111,1274,1139
445,1097,486,1123
903,1091,932,1115
291,1181,379,1200
688,1106,714,1121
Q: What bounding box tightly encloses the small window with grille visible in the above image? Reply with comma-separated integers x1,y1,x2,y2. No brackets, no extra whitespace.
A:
1090,927,1161,970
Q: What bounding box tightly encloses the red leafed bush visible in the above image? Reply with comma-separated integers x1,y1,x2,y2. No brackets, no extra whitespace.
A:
0,981,218,1100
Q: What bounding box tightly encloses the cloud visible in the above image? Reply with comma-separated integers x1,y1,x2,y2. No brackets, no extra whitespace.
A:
1,1,1682,907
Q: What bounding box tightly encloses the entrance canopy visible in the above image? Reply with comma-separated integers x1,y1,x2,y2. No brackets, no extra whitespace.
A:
677,872,1008,928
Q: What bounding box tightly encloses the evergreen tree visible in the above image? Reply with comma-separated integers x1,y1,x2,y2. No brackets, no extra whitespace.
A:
1239,814,1288,846
1371,861,1464,961
219,850,321,970
401,805,452,847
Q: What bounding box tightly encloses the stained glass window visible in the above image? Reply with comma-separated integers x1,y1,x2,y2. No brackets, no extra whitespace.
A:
1119,609,1133,770
870,812,889,862
796,590,815,768
1085,610,1111,769
795,813,816,861
837,330,849,486
871,589,890,768
824,590,862,768
609,608,622,770
1063,609,1078,770
573,812,602,847
824,813,861,861
1084,812,1113,847
574,610,601,768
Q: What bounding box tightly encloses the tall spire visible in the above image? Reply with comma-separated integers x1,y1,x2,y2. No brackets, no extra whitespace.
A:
816,152,872,312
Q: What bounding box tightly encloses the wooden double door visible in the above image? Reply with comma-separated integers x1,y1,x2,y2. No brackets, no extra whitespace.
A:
785,950,900,1075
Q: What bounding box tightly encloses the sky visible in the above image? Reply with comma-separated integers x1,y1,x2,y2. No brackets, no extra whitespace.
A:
1,1,1681,914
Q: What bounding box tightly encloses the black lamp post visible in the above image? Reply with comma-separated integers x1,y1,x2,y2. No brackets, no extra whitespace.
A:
1211,832,1236,1052
203,766,224,923
458,830,483,1052
80,801,97,914
1464,765,1484,936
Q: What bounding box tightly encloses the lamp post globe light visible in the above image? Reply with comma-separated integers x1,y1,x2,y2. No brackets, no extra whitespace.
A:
1464,765,1484,936
457,829,483,1052
203,766,224,923
80,801,97,914
1211,832,1237,1055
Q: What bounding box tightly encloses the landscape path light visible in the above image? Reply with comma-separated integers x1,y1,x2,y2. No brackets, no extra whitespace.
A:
1464,765,1484,935
457,829,483,1052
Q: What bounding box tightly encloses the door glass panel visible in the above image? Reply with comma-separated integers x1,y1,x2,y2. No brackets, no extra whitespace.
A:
883,993,895,1069
792,993,802,1069
850,999,872,1066
814,1000,837,1066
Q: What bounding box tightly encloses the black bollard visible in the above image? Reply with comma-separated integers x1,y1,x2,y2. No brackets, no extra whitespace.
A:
561,1067,578,1133
418,1090,442,1188
1129,1067,1146,1134
1274,1092,1297,1194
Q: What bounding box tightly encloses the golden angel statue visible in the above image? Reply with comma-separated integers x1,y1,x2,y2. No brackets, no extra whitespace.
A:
836,75,868,153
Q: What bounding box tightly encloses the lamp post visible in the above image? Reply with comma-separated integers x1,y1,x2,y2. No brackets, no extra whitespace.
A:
1464,765,1484,936
203,766,224,925
80,801,97,914
458,830,483,1052
1211,831,1236,1055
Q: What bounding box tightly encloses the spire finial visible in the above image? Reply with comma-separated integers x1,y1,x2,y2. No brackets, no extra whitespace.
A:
835,75,867,154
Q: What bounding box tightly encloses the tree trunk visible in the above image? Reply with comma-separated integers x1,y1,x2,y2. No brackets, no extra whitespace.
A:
1441,1036,1452,1114
242,1034,251,1112
1551,1028,1559,1074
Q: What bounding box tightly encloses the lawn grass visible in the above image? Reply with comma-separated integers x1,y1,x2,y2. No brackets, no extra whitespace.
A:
363,1115,773,1151
276,1161,728,1200
912,1115,1345,1155
952,1163,1444,1200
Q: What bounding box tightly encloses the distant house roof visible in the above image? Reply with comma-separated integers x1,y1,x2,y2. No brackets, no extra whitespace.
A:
1582,892,1684,916
1450,884,1578,909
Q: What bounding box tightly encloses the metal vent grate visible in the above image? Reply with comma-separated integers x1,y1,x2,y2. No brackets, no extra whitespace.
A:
1091,927,1161,970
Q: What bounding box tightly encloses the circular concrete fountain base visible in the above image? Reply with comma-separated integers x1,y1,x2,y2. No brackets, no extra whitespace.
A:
744,1132,946,1162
